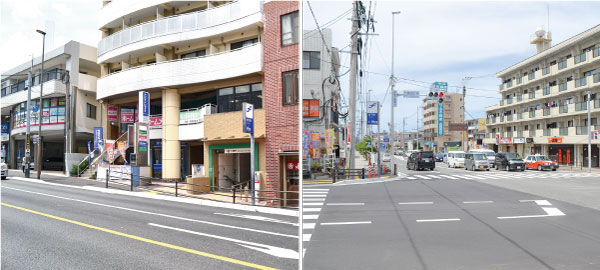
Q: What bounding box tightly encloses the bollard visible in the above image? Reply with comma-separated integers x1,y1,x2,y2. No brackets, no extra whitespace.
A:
106,166,110,189
233,187,236,204
175,181,178,197
333,168,337,183
362,168,365,179
130,171,133,191
374,165,377,178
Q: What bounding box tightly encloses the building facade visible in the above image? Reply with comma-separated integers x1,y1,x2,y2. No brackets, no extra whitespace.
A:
95,0,298,198
1,41,101,172
422,92,465,153
484,25,600,167
466,118,486,150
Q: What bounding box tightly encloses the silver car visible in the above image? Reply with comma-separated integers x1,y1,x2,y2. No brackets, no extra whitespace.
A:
465,153,490,171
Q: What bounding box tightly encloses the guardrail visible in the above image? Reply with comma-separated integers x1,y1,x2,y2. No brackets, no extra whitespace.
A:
332,168,366,183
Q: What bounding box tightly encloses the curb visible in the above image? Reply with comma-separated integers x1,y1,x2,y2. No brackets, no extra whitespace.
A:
7,177,298,217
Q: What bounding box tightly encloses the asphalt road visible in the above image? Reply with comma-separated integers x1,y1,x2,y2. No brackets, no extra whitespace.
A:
1,177,298,270
302,156,600,270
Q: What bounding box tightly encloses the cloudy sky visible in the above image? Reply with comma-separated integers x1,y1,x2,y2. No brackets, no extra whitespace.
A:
0,0,100,73
303,1,600,133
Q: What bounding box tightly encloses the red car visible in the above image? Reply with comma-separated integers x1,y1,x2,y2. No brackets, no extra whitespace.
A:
524,155,558,171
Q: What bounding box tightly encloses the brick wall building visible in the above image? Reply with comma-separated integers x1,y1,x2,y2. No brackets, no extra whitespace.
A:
263,1,299,206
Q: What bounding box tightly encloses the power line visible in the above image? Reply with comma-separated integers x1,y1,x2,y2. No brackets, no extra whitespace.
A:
303,8,352,40
306,1,331,56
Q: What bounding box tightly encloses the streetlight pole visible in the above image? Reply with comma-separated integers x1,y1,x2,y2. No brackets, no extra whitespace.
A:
390,11,400,162
587,90,591,172
36,29,46,179
25,55,34,178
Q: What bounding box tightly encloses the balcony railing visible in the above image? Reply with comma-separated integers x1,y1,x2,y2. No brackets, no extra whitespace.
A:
543,128,552,136
517,113,523,120
559,127,568,136
507,114,513,121
486,118,490,124
517,77,522,84
97,1,257,57
594,48,600,58
542,67,550,75
529,92,535,99
559,105,568,114
507,98,513,105
576,126,588,135
518,131,523,137
506,131,513,138
529,110,535,118
500,116,504,122
543,109,551,116
595,99,600,109
575,102,588,111
575,77,587,88
559,82,568,92
492,118,497,124
499,84,504,90
558,60,567,70
543,87,551,96
499,100,504,106
594,73,600,84
1,69,67,97
530,129,536,137
528,73,535,80
517,95,523,102
507,81,513,88
574,53,586,64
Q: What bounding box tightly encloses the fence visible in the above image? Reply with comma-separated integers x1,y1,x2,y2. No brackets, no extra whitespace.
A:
332,168,366,183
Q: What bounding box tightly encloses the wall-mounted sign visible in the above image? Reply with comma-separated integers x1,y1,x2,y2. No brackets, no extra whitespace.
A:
107,104,118,122
150,116,162,127
526,137,534,143
449,123,468,131
121,108,135,123
500,138,513,144
242,102,254,134
513,137,525,144
224,148,251,154
548,137,563,143
138,91,150,124
302,99,320,117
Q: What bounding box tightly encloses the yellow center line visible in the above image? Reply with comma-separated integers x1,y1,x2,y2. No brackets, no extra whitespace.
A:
1,202,279,270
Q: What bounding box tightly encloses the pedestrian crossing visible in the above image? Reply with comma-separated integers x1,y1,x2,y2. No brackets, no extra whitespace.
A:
397,171,599,180
302,188,329,256
303,179,334,185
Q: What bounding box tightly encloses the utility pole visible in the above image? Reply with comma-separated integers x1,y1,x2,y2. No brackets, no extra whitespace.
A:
348,1,359,169
390,11,400,161
36,29,46,179
462,86,467,151
64,71,70,157
587,90,591,172
377,103,381,175
416,105,419,150
25,56,34,178
402,117,406,151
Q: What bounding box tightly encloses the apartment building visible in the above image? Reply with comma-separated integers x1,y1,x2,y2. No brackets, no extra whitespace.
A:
95,0,298,199
302,28,341,165
422,92,465,153
1,41,101,172
484,25,600,167
466,118,486,150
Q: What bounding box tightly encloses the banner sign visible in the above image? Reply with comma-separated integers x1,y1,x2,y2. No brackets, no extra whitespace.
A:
105,140,115,163
347,125,351,147
393,91,397,107
324,129,331,154
242,102,254,134
500,138,512,144
120,108,135,123
367,101,379,125
548,137,563,143
138,91,150,124
87,141,93,165
438,102,444,136
326,129,335,154
93,127,103,151
311,133,321,159
302,129,311,160
107,104,118,122
513,137,525,144
286,160,299,171
150,116,162,127
302,99,320,117
117,141,127,164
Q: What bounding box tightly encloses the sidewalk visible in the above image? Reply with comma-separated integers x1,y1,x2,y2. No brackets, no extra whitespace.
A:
556,165,600,173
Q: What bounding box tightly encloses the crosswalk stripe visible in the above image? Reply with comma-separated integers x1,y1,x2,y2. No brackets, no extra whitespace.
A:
303,208,321,212
303,198,325,202
440,175,458,179
303,234,312,241
414,175,431,179
304,223,316,229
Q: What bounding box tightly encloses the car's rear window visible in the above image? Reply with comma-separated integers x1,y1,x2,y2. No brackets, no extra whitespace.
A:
420,152,434,158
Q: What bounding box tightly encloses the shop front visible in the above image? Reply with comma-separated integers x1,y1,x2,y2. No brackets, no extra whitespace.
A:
582,144,599,167
548,142,574,165
207,142,261,190
280,152,299,207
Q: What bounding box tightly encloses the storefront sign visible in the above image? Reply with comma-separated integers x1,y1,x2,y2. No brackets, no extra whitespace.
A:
224,148,251,154
150,116,162,127
117,141,127,164
302,129,311,160
311,133,321,159
138,91,150,124
324,129,335,154
367,101,379,125
286,160,299,171
179,109,203,124
242,102,254,134
500,138,512,144
1,123,9,141
526,137,534,143
93,127,103,151
105,140,115,163
107,104,118,122
513,137,525,144
548,137,563,143
302,99,320,117
121,108,135,123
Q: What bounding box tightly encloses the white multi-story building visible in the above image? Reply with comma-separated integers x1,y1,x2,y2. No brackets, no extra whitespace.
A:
484,25,600,167
1,41,101,172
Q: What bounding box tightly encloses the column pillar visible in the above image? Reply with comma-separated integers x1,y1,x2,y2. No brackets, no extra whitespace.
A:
100,102,108,140
162,88,180,180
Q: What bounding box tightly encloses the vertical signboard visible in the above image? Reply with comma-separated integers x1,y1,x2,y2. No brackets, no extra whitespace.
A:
135,123,149,166
393,91,398,107
311,133,321,159
437,102,444,136
242,102,254,134
367,101,379,125
107,104,118,122
302,129,311,160
105,140,115,163
93,127,103,151
117,141,127,164
138,91,150,124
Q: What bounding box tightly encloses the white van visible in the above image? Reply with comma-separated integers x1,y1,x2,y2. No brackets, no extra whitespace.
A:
469,149,496,168
447,151,466,168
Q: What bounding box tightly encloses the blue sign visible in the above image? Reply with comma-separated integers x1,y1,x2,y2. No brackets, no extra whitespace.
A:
383,136,389,143
138,91,150,123
93,127,103,151
438,102,444,136
32,106,39,113
151,140,162,149
139,141,148,147
243,103,254,134
381,143,386,149
1,123,9,134
153,163,162,172
367,142,371,147
87,141,92,165
367,101,379,125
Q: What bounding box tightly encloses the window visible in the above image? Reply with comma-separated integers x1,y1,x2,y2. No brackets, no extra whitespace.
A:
282,70,299,105
303,51,321,69
216,83,263,113
231,38,258,50
86,103,97,119
281,11,299,46
180,49,206,59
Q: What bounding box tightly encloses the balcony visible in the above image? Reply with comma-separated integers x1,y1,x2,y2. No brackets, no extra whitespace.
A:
499,84,504,91
97,1,262,62
558,105,568,114
542,67,550,76
517,77,522,85
517,95,523,102
543,109,551,116
506,80,513,88
486,118,490,124
558,60,567,70
594,74,600,84
559,82,568,92
543,87,551,96
559,127,568,136
499,100,504,106
529,92,535,99
506,131,513,137
529,110,536,118
575,101,588,112
575,77,587,88
507,98,513,105
576,126,588,135
492,118,496,124
507,114,513,121
528,72,535,80
518,131,523,137
529,129,536,137
543,128,553,136
574,52,587,65
97,43,262,99
595,99,600,109
1,79,67,109
517,113,523,120
500,116,504,122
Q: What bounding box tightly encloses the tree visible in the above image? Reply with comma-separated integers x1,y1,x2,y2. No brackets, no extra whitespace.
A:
355,135,377,158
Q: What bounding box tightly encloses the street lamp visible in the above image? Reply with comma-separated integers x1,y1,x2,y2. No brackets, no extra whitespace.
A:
36,29,46,179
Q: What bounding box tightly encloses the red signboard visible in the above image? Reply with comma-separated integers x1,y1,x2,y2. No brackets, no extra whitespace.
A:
150,116,162,127
107,104,118,122
548,137,563,143
302,99,320,117
121,108,135,123
286,160,299,171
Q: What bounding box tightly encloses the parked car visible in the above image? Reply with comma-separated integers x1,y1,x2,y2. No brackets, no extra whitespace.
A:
495,152,525,171
434,154,444,162
407,151,435,171
524,154,559,171
447,151,466,168
382,153,391,162
443,153,448,163
465,152,490,171
469,149,496,168
1,161,7,180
